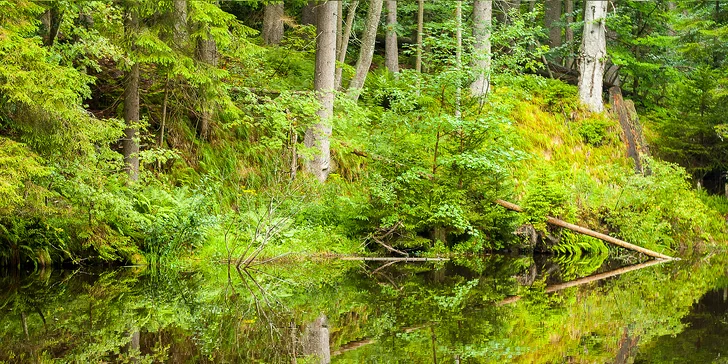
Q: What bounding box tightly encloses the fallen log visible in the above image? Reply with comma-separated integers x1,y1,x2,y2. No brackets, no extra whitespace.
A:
495,199,675,260
339,257,449,262
497,258,667,306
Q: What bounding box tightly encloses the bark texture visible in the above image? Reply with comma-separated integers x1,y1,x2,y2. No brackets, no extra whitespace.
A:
172,0,188,48
304,0,337,182
262,2,284,45
416,0,423,72
196,30,218,140
123,8,140,182
577,0,607,112
302,314,331,363
544,0,562,51
335,0,359,89
470,0,492,98
565,0,575,68
301,0,317,25
384,0,399,73
347,0,384,101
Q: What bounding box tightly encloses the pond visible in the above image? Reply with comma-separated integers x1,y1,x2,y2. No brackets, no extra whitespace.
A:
1,253,727,363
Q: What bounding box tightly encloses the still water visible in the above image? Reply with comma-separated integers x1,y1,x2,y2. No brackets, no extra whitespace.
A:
1,253,727,363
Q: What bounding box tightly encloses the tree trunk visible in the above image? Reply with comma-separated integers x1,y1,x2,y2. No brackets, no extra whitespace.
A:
302,0,317,25
196,30,218,141
610,86,643,173
416,0,423,73
263,2,284,45
304,0,337,182
347,0,384,101
385,0,399,73
470,0,492,98
302,315,331,363
455,0,462,118
565,0,575,68
335,0,359,89
545,0,562,54
577,0,607,112
172,0,188,48
123,8,140,182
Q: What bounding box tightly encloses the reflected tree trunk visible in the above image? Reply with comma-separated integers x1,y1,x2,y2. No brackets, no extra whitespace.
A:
302,314,330,363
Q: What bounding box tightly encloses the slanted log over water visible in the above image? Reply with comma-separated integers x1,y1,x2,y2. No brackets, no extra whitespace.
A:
495,199,675,260
497,258,667,306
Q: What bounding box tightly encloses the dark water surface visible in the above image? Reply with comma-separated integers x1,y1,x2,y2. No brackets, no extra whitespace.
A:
1,253,727,363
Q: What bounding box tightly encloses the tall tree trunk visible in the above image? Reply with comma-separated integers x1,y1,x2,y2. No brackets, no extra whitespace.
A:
470,0,492,98
302,0,317,25
304,0,337,182
545,0,562,54
416,0,423,72
123,8,140,182
196,30,218,140
43,6,63,47
335,0,359,89
565,0,575,68
347,0,384,101
577,0,607,112
385,0,399,73
172,0,188,48
455,0,462,119
263,2,285,45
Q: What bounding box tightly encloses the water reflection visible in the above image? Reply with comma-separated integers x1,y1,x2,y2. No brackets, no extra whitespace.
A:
0,253,726,363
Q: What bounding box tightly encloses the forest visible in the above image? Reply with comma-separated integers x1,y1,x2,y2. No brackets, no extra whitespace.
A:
1,0,728,267
3,0,728,362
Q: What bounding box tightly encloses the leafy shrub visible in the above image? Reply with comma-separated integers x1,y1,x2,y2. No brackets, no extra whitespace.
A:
578,117,612,146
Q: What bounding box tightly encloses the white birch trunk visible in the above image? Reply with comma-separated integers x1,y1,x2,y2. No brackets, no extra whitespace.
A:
578,0,607,113
470,0,492,98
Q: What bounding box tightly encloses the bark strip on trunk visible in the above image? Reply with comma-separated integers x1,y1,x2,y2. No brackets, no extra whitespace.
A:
609,86,643,173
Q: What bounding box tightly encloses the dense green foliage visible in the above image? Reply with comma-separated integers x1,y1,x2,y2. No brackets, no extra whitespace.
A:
0,0,726,267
